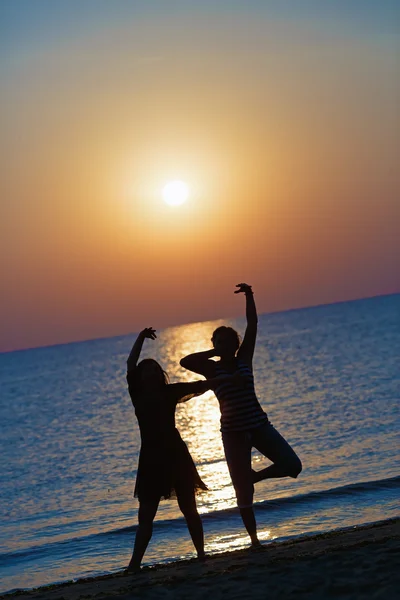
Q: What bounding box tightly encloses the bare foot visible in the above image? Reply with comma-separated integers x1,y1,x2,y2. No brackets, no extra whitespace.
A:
123,564,141,575
250,541,266,552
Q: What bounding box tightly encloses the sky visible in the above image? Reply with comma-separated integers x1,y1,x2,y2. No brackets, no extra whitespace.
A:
1,0,399,352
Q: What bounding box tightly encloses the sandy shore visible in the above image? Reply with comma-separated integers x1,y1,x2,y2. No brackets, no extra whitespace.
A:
3,518,399,600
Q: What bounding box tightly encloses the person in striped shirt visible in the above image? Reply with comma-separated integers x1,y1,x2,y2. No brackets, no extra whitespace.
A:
180,283,302,547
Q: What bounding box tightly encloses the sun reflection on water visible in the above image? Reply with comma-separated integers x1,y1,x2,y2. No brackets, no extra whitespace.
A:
157,320,225,381
206,528,276,554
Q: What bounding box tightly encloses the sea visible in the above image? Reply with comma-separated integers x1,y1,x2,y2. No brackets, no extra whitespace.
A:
0,294,399,594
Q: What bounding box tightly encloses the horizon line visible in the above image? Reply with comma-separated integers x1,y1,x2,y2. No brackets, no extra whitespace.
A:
1,291,398,356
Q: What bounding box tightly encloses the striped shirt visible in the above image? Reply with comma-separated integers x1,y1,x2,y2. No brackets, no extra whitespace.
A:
214,359,269,433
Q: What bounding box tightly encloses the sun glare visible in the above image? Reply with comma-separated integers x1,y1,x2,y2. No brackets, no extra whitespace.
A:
162,180,189,206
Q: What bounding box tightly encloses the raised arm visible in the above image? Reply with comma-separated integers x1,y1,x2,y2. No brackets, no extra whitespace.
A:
235,283,258,365
127,327,156,373
179,348,217,379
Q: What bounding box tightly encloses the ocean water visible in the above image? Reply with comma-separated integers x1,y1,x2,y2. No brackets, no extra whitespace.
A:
0,294,399,594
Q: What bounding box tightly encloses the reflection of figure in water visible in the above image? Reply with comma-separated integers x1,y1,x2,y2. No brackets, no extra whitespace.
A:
180,283,302,547
126,327,242,572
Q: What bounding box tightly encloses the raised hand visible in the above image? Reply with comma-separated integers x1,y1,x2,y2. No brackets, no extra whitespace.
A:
128,328,157,371
234,283,253,295
141,327,157,340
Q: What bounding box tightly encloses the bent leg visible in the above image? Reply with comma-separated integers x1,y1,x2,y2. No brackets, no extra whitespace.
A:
222,431,259,545
176,486,205,559
127,497,160,572
251,423,302,482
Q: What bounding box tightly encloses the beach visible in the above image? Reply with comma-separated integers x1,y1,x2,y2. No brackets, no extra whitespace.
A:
1,300,399,594
4,518,399,600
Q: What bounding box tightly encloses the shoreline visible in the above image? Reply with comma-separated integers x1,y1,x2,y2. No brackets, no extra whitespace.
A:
3,517,399,600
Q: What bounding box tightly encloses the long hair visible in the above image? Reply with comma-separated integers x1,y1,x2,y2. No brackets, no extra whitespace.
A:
128,358,169,394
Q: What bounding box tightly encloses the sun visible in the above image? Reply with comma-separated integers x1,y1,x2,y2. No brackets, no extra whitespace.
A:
162,180,189,206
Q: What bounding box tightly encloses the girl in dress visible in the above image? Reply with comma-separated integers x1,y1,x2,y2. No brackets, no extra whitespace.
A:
126,327,241,572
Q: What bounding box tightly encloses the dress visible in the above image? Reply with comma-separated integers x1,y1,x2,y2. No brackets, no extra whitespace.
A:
127,378,208,502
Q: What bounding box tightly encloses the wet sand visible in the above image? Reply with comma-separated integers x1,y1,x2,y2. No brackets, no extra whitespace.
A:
3,518,399,600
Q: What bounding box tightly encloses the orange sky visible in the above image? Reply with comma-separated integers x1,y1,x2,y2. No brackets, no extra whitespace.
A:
1,2,399,352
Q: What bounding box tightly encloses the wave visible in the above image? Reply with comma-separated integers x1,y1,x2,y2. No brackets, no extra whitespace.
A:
253,474,400,512
1,474,399,565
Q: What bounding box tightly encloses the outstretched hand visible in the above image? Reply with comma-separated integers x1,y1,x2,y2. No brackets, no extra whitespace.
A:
234,283,253,295
141,327,157,340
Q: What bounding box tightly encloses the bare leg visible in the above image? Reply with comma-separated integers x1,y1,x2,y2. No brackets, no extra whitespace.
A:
176,487,205,559
127,498,160,573
252,424,302,483
239,506,260,547
252,463,296,482
222,430,259,546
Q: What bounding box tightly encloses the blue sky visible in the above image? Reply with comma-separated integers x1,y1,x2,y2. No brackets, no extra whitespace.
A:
1,0,399,54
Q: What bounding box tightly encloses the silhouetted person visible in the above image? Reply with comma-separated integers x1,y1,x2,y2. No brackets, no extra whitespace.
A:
180,284,302,547
126,327,242,572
